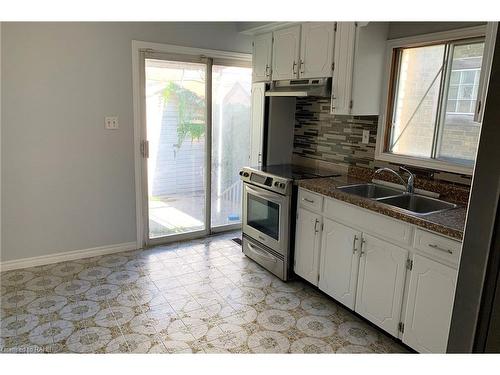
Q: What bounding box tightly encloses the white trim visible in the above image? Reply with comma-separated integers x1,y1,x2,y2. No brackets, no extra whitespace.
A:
0,242,137,272
375,152,474,175
132,40,251,62
386,25,486,49
239,22,297,36
376,26,487,176
132,41,251,248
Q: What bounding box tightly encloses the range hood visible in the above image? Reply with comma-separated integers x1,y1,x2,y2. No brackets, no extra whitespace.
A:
265,77,331,97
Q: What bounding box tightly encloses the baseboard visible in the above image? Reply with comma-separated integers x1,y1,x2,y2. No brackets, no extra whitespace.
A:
0,242,137,272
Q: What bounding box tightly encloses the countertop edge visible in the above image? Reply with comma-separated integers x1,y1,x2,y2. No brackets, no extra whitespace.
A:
297,180,464,241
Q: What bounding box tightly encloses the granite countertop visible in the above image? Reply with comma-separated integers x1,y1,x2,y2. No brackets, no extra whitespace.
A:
297,175,466,240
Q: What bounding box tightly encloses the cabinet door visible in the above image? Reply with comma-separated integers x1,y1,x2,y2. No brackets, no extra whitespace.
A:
294,208,322,286
249,83,266,166
403,254,457,353
318,218,362,310
300,22,335,79
252,33,273,82
355,233,408,336
331,22,356,115
272,25,301,80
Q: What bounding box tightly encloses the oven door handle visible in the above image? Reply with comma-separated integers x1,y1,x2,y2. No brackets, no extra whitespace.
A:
245,184,285,204
247,243,278,263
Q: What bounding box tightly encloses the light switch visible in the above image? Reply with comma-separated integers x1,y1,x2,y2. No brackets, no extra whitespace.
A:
105,116,119,130
362,130,370,144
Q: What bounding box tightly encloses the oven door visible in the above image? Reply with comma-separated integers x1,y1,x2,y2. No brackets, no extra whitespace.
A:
242,183,290,255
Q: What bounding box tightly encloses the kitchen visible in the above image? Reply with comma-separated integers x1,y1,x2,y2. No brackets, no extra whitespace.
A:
1,12,499,371
240,20,498,354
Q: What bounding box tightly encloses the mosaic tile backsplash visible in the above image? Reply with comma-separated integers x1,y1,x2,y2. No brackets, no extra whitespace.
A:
293,98,378,169
293,97,472,186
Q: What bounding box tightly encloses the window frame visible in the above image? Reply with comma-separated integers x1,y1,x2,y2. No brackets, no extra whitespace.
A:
375,25,487,175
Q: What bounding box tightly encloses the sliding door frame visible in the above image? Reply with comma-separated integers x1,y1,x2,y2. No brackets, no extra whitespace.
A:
132,40,251,249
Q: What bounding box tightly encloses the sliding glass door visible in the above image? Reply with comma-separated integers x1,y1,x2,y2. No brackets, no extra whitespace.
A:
142,53,251,244
211,64,252,228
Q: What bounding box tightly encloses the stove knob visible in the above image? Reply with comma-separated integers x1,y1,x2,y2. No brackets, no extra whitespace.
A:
239,171,244,176
279,183,286,189
274,181,279,187
243,172,250,178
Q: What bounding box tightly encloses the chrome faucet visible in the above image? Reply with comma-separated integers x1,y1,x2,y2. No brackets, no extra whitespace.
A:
374,166,415,194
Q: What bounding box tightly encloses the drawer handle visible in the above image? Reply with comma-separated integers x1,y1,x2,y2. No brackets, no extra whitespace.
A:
303,198,315,204
428,243,453,254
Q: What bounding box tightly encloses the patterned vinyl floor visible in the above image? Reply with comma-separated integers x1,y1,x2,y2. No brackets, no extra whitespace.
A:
0,232,408,354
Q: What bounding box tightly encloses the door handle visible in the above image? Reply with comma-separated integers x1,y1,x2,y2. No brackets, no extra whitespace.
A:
314,219,320,233
359,238,366,256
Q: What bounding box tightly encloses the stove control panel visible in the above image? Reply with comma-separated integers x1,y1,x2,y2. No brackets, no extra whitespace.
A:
239,168,292,195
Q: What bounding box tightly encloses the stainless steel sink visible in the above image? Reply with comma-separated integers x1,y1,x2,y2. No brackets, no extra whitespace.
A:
377,194,457,215
336,183,403,199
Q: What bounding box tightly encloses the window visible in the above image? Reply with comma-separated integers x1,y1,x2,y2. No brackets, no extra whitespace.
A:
382,33,485,170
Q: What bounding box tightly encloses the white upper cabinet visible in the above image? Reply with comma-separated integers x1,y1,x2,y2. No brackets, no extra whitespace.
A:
331,22,356,115
355,233,408,337
272,25,301,80
331,22,389,115
252,33,273,82
294,207,323,286
249,82,266,166
300,23,335,79
252,23,336,82
403,254,457,353
319,218,362,310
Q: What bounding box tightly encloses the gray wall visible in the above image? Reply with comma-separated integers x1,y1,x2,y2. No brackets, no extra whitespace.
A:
1,22,251,262
388,22,486,39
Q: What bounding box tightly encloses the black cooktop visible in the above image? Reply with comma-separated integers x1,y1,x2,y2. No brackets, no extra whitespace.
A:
250,164,341,181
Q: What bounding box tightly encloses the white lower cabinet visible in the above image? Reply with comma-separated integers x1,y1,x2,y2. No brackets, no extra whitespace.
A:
319,219,361,310
355,234,408,336
293,190,461,352
294,207,322,286
402,254,457,353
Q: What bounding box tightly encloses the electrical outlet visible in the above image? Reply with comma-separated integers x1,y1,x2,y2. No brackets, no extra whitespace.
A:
362,129,370,144
105,116,119,130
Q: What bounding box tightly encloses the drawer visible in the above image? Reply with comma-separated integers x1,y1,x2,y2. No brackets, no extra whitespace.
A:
242,236,286,280
324,197,412,246
413,229,462,266
298,189,324,212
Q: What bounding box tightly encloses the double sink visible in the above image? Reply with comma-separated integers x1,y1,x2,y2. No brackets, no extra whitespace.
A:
336,183,457,216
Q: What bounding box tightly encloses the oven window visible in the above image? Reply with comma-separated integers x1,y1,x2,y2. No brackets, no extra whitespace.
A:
247,194,280,241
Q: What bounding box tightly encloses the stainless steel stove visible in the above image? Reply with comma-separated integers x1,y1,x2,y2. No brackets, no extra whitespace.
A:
239,164,340,280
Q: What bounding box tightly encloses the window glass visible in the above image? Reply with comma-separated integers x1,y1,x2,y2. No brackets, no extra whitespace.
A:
390,45,445,158
437,41,484,164
386,38,485,168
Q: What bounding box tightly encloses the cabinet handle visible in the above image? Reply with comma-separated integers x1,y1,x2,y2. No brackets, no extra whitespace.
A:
303,198,315,204
314,219,320,233
352,235,358,254
265,64,271,77
360,238,366,256
428,243,453,254
300,59,305,74
292,61,298,76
